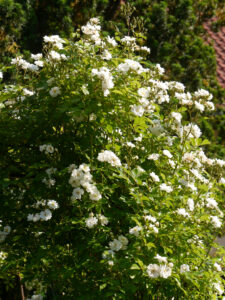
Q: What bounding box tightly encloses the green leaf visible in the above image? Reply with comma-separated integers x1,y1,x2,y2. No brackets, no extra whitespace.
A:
130,264,140,270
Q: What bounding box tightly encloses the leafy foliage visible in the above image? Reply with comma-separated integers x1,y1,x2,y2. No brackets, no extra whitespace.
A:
0,0,26,64
0,18,225,299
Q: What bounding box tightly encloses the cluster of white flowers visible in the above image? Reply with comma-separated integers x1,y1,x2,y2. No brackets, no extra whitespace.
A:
205,197,218,209
148,79,170,105
23,88,35,97
163,150,173,159
129,225,142,237
179,178,197,191
210,216,222,228
174,89,214,113
131,85,155,117
11,56,39,72
27,200,58,222
31,53,42,60
117,59,148,75
144,215,159,233
180,264,190,273
43,34,65,49
31,53,44,67
39,144,55,154
97,150,121,167
27,209,52,222
155,254,168,263
177,208,190,218
92,67,114,96
190,168,208,184
168,81,185,92
171,111,182,124
147,262,173,279
160,183,173,193
182,150,225,171
194,89,212,100
140,46,151,53
126,141,135,148
131,104,145,117
106,36,117,47
49,86,61,97
108,235,129,252
0,225,11,243
69,164,102,201
155,64,165,75
121,36,136,46
101,49,112,60
183,123,202,139
48,50,67,61
214,262,222,272
149,119,164,136
81,17,102,45
187,198,195,211
187,235,203,246
150,172,160,182
85,213,108,228
219,177,225,184
148,153,160,161
193,89,214,112
42,167,57,188
213,282,224,295
0,251,7,260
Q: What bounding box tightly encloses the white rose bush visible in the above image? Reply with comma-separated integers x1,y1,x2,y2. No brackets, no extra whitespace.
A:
0,18,225,299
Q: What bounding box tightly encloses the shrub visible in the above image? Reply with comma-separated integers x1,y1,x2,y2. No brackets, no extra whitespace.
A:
0,18,225,299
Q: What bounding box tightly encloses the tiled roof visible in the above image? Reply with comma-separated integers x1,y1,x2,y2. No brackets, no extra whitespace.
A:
204,20,225,88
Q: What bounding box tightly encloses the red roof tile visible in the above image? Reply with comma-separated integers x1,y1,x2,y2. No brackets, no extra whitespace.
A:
204,19,225,88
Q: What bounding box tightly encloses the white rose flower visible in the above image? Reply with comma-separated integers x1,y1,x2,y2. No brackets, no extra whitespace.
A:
187,198,194,211
47,200,59,210
177,208,190,218
147,264,160,278
49,50,61,61
71,187,84,200
150,172,160,182
109,239,123,252
210,216,222,228
106,36,117,47
159,265,172,278
118,235,129,249
129,226,142,237
98,215,108,226
131,105,145,117
40,209,52,221
85,216,98,228
148,153,160,160
3,226,11,234
97,150,121,167
206,198,218,209
180,264,190,273
214,262,222,272
163,150,173,158
50,87,61,97
160,183,173,193
138,87,150,98
213,282,224,295
219,177,225,184
154,254,167,263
